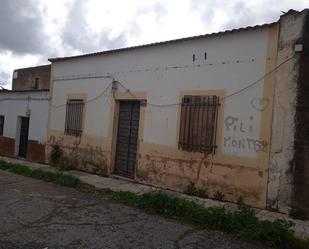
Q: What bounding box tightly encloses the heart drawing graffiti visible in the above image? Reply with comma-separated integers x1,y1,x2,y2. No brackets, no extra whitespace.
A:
250,98,269,112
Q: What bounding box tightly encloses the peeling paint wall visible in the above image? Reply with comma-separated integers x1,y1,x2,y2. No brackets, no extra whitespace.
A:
47,130,111,175
292,11,309,216
267,10,308,214
48,26,277,208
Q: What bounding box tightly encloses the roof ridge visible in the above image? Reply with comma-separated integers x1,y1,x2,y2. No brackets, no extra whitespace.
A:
49,21,277,63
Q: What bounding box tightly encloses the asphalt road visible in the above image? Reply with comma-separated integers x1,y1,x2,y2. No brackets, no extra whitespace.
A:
0,170,267,249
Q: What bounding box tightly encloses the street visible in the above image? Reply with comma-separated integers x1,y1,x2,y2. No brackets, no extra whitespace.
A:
0,170,266,249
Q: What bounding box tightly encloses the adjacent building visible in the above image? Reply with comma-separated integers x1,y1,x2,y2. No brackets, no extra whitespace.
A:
12,65,51,91
0,65,50,162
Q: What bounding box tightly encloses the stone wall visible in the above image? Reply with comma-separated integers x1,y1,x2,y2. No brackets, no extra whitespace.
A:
12,65,51,91
292,10,309,216
267,10,309,215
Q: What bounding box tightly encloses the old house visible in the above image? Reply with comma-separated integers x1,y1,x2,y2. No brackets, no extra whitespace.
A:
0,65,50,162
47,10,309,215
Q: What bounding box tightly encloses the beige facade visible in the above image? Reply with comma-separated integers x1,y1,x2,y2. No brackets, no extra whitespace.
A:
47,10,309,214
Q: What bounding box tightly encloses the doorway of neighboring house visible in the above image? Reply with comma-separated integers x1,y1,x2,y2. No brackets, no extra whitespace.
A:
18,117,29,158
114,101,140,178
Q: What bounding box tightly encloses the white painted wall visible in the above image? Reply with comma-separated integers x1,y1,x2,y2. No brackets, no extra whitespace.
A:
0,91,49,144
50,28,270,158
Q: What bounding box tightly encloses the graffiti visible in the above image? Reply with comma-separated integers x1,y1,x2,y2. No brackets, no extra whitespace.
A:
223,136,268,152
224,116,254,133
250,98,269,112
223,114,269,153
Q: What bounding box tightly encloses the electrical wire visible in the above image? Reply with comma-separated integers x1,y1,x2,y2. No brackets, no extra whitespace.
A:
221,55,295,101
0,97,49,101
37,54,294,109
50,81,114,108
53,74,112,82
93,57,273,76
50,56,274,82
117,55,294,107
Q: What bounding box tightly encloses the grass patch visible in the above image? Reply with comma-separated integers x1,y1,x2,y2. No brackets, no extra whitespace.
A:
0,158,309,249
0,159,80,187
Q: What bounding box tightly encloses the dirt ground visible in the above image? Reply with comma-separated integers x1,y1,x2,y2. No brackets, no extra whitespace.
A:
0,170,267,249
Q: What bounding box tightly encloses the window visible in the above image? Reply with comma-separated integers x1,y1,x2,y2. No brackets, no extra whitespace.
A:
65,99,84,136
32,77,39,89
0,115,4,136
178,95,220,153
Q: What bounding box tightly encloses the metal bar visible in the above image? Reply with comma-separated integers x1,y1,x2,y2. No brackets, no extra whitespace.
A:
204,96,210,152
200,96,205,152
213,96,220,155
183,96,191,150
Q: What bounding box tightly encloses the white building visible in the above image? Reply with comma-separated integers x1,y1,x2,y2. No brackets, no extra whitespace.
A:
45,9,308,215
0,90,49,162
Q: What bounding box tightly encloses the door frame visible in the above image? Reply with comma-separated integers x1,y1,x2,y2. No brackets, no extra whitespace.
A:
110,91,147,179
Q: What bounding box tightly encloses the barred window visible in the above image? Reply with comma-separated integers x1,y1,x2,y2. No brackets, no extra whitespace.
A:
0,115,4,136
65,99,84,136
179,95,220,153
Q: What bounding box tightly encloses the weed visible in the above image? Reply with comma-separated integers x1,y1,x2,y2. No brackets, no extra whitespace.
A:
0,159,9,170
213,191,225,201
49,144,63,166
184,182,208,198
54,172,80,187
289,208,307,220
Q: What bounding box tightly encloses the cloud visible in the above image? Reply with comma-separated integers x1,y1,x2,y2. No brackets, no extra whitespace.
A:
0,71,10,87
61,0,127,53
0,0,48,54
0,0,308,90
190,0,309,32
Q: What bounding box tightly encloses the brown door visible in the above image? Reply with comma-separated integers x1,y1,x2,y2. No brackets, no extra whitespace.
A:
114,101,140,178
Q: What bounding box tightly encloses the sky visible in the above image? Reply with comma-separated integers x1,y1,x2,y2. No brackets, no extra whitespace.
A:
0,0,308,89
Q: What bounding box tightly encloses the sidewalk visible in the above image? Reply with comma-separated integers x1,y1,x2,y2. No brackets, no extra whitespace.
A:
1,155,309,240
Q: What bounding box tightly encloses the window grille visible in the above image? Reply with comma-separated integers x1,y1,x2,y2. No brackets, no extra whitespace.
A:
0,115,4,136
65,99,84,136
179,95,220,153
